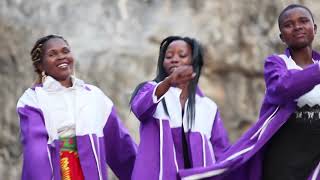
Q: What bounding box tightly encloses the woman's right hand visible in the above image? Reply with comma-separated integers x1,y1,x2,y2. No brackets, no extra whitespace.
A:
155,65,195,99
167,65,196,86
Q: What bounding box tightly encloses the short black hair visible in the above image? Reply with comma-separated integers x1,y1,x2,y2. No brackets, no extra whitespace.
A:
278,4,314,29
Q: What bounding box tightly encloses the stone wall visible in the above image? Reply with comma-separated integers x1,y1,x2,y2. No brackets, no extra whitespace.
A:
1,0,320,179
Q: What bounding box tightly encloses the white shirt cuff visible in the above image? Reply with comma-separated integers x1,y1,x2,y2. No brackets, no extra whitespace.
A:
152,81,166,103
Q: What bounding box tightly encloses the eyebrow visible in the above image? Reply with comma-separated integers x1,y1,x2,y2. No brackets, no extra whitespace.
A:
282,15,306,23
46,46,69,52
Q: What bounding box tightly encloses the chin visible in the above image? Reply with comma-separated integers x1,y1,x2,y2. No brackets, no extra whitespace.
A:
291,42,310,50
56,74,72,81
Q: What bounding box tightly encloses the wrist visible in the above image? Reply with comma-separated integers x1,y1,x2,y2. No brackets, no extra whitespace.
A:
164,76,173,87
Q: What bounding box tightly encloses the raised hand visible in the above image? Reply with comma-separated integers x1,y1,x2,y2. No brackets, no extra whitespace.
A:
155,65,195,99
167,65,196,86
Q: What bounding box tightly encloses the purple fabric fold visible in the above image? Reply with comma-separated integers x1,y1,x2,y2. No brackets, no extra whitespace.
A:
131,81,230,180
179,49,320,180
104,107,137,180
18,88,137,180
18,105,53,180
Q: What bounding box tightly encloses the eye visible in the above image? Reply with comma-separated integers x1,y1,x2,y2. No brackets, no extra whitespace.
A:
180,54,188,58
301,18,310,24
62,48,70,54
165,53,173,59
283,23,292,28
179,51,189,58
47,50,58,57
47,52,55,57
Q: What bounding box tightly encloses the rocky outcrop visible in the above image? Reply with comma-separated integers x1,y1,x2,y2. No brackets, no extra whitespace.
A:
1,0,320,179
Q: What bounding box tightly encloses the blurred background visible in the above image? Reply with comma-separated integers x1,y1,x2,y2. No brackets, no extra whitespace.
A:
1,0,320,179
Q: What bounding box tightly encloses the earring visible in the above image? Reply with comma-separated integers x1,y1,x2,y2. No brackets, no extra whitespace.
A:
41,71,47,84
73,67,76,77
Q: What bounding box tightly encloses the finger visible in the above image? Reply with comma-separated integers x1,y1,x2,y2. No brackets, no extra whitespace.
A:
177,69,195,77
176,65,192,72
176,74,195,83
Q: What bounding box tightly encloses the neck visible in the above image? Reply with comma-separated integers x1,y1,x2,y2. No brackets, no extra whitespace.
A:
178,83,189,99
59,77,73,88
289,46,313,68
178,83,189,94
178,83,189,109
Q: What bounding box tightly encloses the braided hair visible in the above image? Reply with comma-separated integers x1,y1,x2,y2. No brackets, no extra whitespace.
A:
130,36,204,129
30,34,68,84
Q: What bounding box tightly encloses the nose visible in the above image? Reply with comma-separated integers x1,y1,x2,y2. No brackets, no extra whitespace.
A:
170,55,179,64
293,22,303,30
57,53,66,60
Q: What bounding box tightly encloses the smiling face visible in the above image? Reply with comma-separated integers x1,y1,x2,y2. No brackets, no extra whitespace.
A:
163,40,192,75
39,38,74,83
279,7,317,49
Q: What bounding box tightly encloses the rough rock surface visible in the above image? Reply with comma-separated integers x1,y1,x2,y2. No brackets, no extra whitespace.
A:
1,0,320,179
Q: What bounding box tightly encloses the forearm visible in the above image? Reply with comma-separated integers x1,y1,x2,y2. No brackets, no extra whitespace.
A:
18,106,52,179
104,107,137,179
155,77,172,99
265,56,320,104
131,82,163,121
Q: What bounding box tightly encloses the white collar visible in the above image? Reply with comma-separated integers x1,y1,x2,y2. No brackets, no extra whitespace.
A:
279,54,317,70
170,86,182,95
42,75,85,92
289,55,316,70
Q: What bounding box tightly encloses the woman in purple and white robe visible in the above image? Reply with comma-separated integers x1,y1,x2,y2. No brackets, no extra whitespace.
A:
17,35,137,180
130,36,230,180
178,4,320,180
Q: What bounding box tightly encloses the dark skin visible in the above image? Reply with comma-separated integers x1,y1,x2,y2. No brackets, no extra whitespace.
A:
37,38,74,87
279,7,317,68
155,40,196,109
